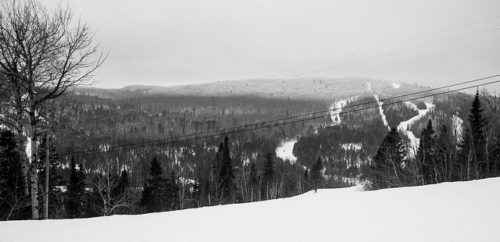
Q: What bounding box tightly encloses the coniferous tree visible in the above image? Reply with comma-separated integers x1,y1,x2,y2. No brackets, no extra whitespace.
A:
216,136,235,204
141,157,167,213
310,157,324,193
0,130,28,220
468,90,488,178
66,157,85,218
368,127,405,189
114,170,130,198
302,169,310,192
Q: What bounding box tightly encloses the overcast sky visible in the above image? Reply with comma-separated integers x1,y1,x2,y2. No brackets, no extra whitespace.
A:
44,0,500,91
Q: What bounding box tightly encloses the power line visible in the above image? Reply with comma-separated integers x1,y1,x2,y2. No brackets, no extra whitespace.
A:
71,73,500,138
58,77,500,158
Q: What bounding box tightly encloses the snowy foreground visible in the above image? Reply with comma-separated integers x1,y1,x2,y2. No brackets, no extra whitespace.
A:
2,179,500,242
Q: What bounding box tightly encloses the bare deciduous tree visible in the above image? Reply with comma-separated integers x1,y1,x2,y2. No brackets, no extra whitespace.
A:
89,161,139,216
0,0,105,219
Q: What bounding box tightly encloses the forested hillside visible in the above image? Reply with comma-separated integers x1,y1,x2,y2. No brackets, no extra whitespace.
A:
2,77,500,220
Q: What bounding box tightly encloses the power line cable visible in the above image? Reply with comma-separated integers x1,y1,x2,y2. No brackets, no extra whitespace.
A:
58,76,500,157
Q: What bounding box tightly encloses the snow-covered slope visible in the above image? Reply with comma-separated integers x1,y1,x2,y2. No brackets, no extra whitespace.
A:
397,101,435,157
2,178,500,242
275,138,298,164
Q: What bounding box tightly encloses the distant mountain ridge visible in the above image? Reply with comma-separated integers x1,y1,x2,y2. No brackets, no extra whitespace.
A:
75,78,429,100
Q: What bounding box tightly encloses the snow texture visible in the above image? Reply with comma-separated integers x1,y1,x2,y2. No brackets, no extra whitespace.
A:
341,143,362,151
275,139,297,164
1,178,500,242
373,94,389,130
367,79,389,130
397,101,435,157
452,115,464,141
329,99,349,125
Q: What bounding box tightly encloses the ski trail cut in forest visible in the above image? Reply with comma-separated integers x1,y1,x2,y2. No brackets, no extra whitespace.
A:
366,79,389,130
397,101,435,157
275,139,298,164
373,94,390,130
329,98,355,126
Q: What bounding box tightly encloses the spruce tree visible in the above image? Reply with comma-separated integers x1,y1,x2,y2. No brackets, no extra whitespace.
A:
369,127,405,189
217,136,235,204
303,169,310,192
112,170,130,201
310,157,324,193
0,130,28,220
468,90,488,178
66,157,85,218
141,157,167,213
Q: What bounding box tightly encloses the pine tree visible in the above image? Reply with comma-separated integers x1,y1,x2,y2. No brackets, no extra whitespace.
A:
66,157,85,218
310,157,324,193
368,127,405,189
141,157,167,213
216,136,235,204
468,90,488,178
302,169,310,192
0,130,28,220
112,170,130,201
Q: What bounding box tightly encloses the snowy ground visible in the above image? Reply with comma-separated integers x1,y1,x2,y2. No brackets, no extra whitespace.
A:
2,178,500,242
373,94,389,129
397,101,435,157
275,139,298,164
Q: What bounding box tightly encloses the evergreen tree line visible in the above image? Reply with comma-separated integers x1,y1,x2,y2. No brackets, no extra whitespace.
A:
0,132,327,220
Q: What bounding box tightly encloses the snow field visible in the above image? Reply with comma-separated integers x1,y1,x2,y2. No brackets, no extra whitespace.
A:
1,178,499,242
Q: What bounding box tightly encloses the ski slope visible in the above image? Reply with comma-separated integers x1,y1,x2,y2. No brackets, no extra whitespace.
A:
397,101,435,157
1,178,499,242
275,139,298,164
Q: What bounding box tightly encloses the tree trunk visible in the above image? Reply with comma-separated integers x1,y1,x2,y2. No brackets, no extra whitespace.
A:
44,134,50,220
29,130,39,219
16,124,30,197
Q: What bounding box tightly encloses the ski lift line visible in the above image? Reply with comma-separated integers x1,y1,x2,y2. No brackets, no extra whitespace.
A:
58,77,500,157
74,17,500,123
68,74,500,140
